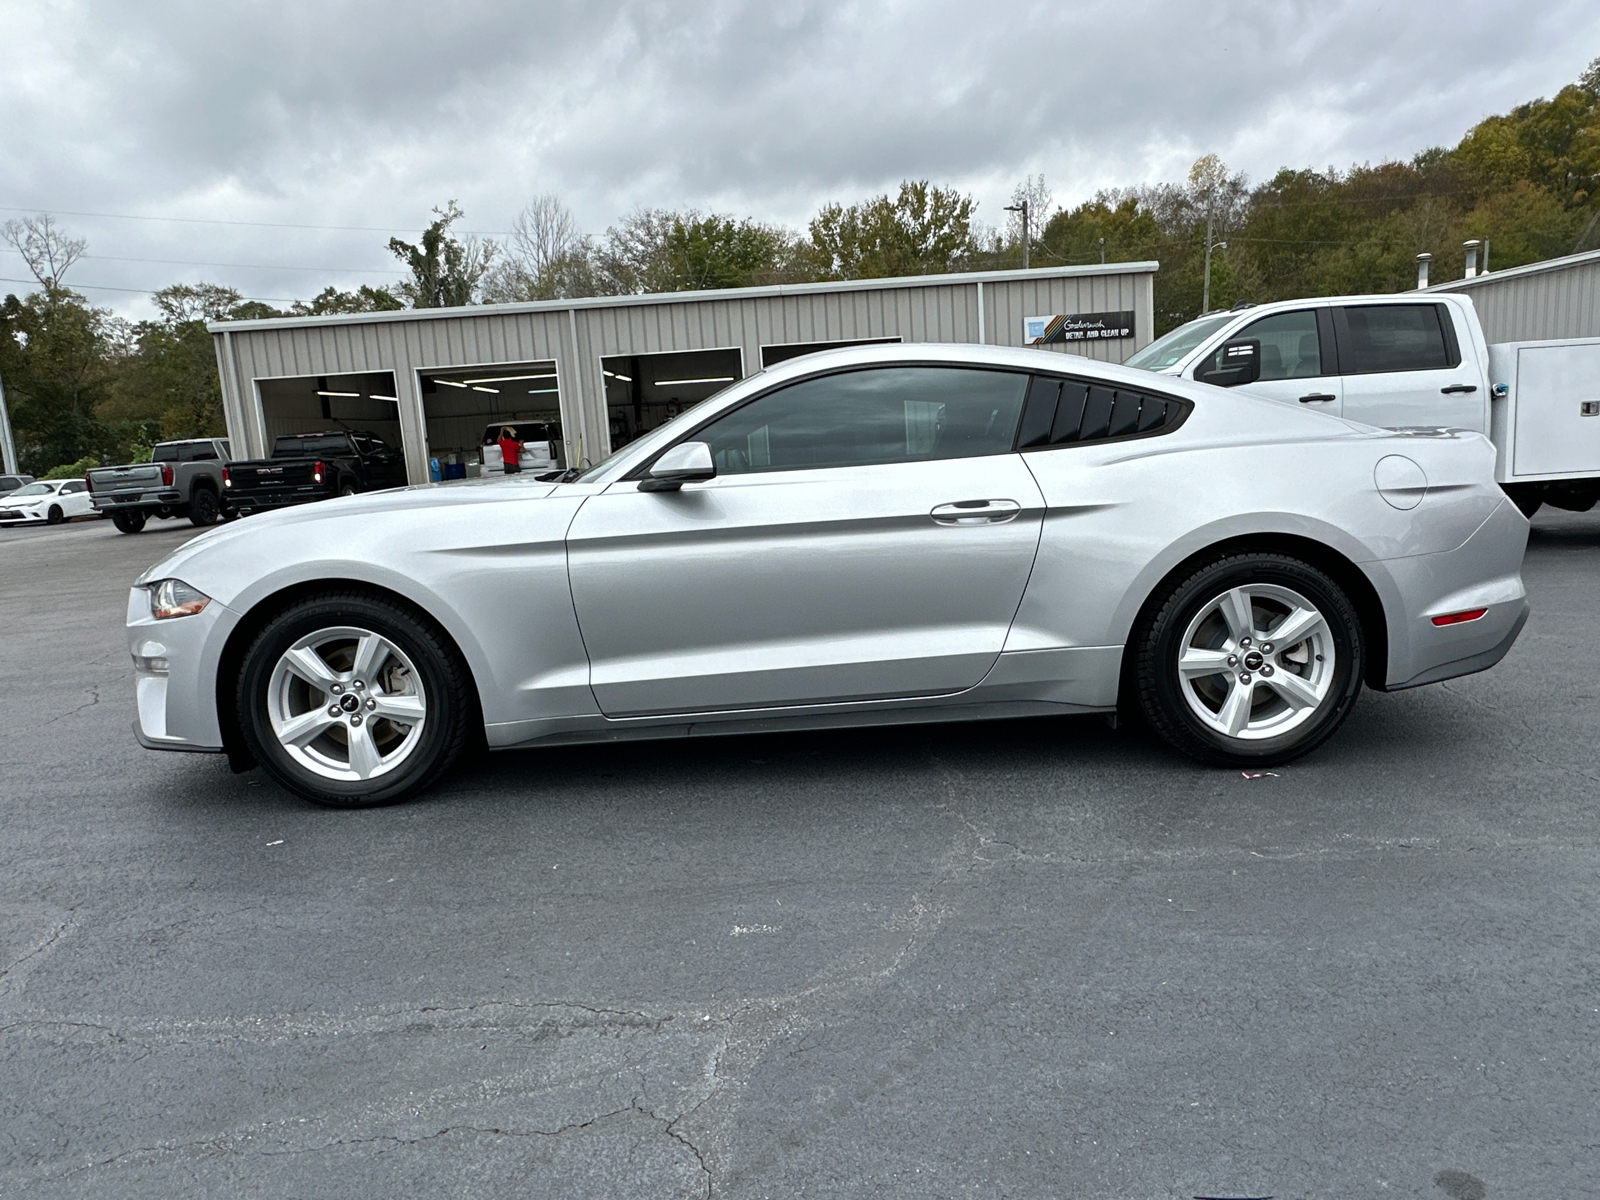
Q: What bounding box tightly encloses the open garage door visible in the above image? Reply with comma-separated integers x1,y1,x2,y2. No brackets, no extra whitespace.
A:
419,361,562,480
256,372,402,460
759,337,901,369
601,348,743,451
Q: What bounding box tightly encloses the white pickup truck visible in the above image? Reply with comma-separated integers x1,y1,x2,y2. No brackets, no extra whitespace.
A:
1126,292,1600,517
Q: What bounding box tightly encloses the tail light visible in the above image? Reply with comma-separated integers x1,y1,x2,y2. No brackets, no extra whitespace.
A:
222,466,231,488
313,460,326,484
160,463,174,487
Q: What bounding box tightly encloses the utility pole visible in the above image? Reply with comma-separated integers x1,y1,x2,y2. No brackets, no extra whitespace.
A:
1099,237,1106,264
1004,200,1030,270
0,369,17,475
1202,219,1227,314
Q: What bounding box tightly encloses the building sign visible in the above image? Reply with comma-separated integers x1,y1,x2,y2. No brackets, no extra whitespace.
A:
1023,311,1136,345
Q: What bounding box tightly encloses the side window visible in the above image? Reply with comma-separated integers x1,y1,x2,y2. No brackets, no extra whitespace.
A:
183,443,218,461
694,367,1029,476
1015,376,1189,450
1336,304,1457,373
61,481,86,494
1232,310,1324,380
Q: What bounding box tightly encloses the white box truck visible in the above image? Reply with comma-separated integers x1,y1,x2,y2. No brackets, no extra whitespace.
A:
1125,292,1600,517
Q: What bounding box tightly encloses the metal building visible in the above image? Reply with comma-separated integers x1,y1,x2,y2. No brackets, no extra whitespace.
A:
1427,246,1600,343
208,263,1157,485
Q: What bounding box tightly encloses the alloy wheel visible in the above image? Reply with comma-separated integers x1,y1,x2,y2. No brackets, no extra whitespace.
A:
265,626,427,781
1175,583,1336,741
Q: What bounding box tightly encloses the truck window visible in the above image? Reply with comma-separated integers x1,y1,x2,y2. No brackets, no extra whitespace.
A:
1222,310,1323,380
273,435,353,456
152,445,180,463
1335,305,1457,374
182,443,218,461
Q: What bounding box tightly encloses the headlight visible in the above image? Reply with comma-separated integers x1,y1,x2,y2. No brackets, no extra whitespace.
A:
149,578,211,619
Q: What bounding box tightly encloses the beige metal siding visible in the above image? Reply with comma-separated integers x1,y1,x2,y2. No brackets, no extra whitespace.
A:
1432,253,1600,344
214,266,1158,480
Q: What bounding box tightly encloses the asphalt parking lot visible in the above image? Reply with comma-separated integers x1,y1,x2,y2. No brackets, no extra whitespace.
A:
2,512,1597,1199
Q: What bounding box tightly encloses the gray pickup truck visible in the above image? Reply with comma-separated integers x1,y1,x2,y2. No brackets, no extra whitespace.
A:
88,438,232,533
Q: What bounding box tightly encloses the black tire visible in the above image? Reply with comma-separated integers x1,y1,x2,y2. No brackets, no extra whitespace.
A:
188,487,220,527
46,504,64,525
110,509,147,534
1130,553,1363,768
236,591,473,807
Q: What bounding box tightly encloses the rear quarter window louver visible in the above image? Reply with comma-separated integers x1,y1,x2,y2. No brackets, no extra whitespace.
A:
1015,376,1190,450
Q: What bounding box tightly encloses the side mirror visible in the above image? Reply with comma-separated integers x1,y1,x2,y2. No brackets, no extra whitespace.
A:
639,441,716,492
1195,337,1261,388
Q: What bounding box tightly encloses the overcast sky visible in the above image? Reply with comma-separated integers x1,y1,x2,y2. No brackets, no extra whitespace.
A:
3,0,1597,317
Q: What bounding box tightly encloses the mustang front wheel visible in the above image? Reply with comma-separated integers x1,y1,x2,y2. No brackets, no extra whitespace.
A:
1132,553,1363,767
237,592,472,806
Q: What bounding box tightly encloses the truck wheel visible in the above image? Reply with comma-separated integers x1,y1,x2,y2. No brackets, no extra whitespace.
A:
188,488,220,527
1130,553,1363,768
46,505,65,525
235,591,473,807
339,482,358,497
110,510,147,534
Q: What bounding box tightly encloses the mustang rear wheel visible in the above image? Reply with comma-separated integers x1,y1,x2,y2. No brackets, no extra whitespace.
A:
1132,553,1363,767
237,592,472,807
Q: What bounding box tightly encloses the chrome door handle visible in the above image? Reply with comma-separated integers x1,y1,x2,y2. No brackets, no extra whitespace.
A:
1440,384,1478,394
1299,393,1337,403
931,499,1021,525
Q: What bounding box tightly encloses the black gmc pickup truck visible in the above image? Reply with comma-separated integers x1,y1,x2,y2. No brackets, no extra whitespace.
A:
223,430,407,516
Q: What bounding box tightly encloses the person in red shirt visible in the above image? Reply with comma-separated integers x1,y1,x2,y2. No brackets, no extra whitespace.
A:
496,427,523,475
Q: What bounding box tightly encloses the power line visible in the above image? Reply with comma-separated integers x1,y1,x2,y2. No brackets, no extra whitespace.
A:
2,247,396,275
0,276,298,302
0,203,510,237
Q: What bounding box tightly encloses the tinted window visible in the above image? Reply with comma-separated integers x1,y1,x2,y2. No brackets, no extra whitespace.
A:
61,481,86,493
1338,305,1454,373
274,435,353,456
1016,376,1188,449
181,443,218,461
1231,310,1323,380
152,445,179,462
695,367,1028,475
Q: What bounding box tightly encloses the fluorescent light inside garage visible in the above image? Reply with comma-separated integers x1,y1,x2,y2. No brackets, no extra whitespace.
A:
471,386,498,393
316,390,360,397
654,376,735,386
433,378,469,388
370,395,398,401
462,373,557,385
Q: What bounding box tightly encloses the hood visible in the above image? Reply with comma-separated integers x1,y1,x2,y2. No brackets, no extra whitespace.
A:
138,474,561,585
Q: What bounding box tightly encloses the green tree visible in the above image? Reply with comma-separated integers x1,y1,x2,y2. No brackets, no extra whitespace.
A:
290,285,404,315
807,181,978,279
0,286,125,473
387,201,497,308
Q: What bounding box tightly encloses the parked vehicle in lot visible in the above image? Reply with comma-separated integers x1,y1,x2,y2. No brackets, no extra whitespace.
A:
0,473,35,498
223,430,407,517
479,421,564,475
0,478,96,525
88,438,231,533
126,343,1529,807
1126,292,1600,517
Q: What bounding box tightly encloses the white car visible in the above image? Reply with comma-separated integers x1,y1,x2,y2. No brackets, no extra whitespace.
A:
0,479,96,525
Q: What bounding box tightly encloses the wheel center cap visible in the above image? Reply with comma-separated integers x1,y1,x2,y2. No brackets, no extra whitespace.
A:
339,693,361,712
1243,651,1264,671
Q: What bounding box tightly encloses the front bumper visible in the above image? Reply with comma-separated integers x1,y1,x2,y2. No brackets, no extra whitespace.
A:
127,585,236,753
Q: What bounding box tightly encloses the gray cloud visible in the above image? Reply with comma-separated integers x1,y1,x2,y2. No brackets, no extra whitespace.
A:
2,0,1596,315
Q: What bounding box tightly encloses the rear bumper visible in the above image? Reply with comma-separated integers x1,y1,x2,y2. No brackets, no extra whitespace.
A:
1372,498,1531,691
92,490,183,511
225,490,334,513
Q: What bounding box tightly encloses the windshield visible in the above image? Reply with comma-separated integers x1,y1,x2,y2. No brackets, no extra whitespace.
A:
9,483,52,496
574,384,739,482
1123,312,1236,372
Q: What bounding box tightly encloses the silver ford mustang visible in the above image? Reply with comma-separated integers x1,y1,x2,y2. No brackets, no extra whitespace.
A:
127,343,1529,807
